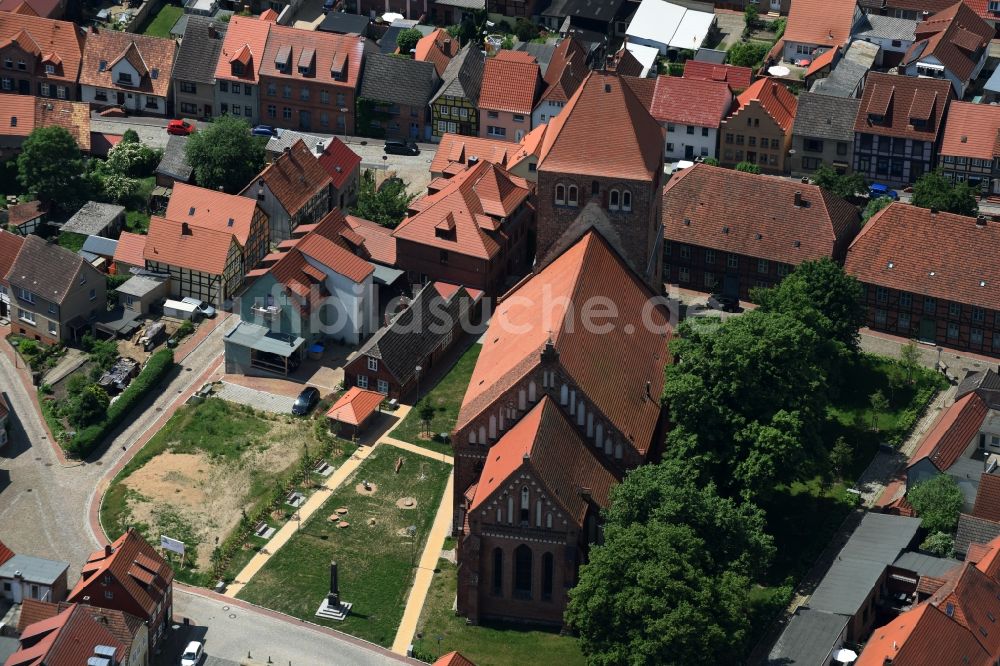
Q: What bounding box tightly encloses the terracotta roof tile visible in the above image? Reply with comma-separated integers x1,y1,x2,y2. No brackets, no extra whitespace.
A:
258,23,364,90
5,199,44,227
845,203,1000,311
856,602,991,666
9,603,129,666
538,72,664,181
903,2,992,83
854,72,952,140
112,231,146,268
973,536,1000,581
79,30,176,99
0,93,33,137
940,101,1000,161
0,13,82,85
246,139,332,218
537,36,588,106
167,183,260,248
317,137,361,190
0,94,89,149
433,651,477,666
295,213,373,282
345,215,396,265
326,387,384,426
782,0,859,48
650,75,733,128
662,163,859,265
16,599,58,633
430,133,516,176
928,563,1000,654
805,45,837,77
735,78,798,133
457,231,671,454
415,28,458,77
478,50,542,115
0,0,61,17
0,539,13,565
683,60,753,91
144,216,235,275
215,15,271,83
973,474,1000,523
621,75,656,111
907,392,988,472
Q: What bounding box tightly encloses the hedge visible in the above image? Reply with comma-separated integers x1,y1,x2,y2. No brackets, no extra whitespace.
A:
65,349,175,458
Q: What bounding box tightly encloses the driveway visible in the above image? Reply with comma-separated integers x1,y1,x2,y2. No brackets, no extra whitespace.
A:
215,381,297,414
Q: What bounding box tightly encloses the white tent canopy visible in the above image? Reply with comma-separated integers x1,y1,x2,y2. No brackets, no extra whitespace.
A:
625,0,715,55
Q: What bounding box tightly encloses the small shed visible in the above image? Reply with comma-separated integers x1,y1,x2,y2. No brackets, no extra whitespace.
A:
3,200,47,236
326,387,384,438
79,235,120,272
116,274,169,315
62,201,125,238
155,134,193,188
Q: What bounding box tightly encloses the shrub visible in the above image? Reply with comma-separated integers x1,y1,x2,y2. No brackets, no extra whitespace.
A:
176,320,195,339
921,531,954,558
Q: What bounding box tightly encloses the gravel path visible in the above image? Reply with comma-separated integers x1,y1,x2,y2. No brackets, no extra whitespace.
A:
215,381,296,414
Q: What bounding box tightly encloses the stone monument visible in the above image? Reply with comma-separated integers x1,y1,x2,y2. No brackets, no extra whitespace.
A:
315,560,352,621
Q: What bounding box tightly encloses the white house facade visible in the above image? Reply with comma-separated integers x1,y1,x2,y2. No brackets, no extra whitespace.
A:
664,122,718,161
80,56,167,115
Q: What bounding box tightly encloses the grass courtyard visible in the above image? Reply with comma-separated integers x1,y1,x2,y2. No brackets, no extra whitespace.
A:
142,4,183,38
101,398,355,586
392,343,481,455
236,448,451,647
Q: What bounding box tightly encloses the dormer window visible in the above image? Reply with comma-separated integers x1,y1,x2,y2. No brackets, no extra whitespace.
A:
232,61,244,77
297,47,316,76
331,53,347,81
98,59,107,72
275,45,291,73
44,64,54,74
868,113,884,124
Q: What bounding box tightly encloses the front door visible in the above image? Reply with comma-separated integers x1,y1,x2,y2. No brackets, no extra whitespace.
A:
723,274,739,299
684,145,695,160
918,318,936,342
116,91,125,106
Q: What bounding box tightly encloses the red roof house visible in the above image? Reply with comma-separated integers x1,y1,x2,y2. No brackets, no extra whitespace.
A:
650,75,734,161
720,78,798,174
901,2,992,97
478,50,542,142
317,137,362,210
326,387,384,436
683,60,753,92
4,603,129,666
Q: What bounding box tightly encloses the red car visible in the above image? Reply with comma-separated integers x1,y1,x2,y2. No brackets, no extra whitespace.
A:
166,119,195,136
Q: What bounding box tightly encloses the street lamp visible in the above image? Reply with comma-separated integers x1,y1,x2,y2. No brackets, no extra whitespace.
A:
414,365,422,398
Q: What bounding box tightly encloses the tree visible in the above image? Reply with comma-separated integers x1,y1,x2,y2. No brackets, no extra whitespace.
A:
350,170,416,228
121,128,140,144
829,437,852,479
104,140,161,178
912,169,979,217
185,115,266,194
863,195,893,222
419,401,435,437
921,531,955,557
751,258,866,355
101,173,141,204
812,165,866,199
514,18,538,42
702,157,719,166
734,161,760,174
16,126,90,213
728,41,768,68
899,341,921,383
66,385,110,428
908,474,963,534
663,311,829,499
566,461,774,666
869,390,888,431
83,334,119,371
744,4,760,34
396,28,422,55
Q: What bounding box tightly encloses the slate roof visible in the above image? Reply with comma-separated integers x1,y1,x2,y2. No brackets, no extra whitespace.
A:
0,554,67,585
957,369,1000,408
810,40,878,97
80,234,118,258
470,396,619,527
317,11,371,35
79,30,176,98
893,551,962,578
265,128,327,155
650,75,732,128
845,203,1000,311
326,387,383,426
115,274,166,298
355,281,474,387
853,14,917,41
939,101,1000,160
245,139,332,218
515,41,557,75
174,16,226,85
479,50,541,115
359,53,440,108
457,231,671,455
956,513,1000,556
431,43,485,106
662,163,860,265
155,134,192,183
767,608,849,666
540,0,626,22
62,201,123,236
792,92,862,142
7,235,90,304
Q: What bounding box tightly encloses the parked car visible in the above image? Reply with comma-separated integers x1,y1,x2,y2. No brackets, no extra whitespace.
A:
181,297,216,318
707,293,740,312
251,125,278,137
292,386,321,416
167,119,195,136
180,640,203,666
869,183,899,201
323,0,336,9
384,139,420,156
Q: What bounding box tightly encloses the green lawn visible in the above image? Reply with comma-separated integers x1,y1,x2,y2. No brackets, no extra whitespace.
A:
237,448,451,647
411,558,586,666
142,4,183,37
392,344,481,454
58,231,87,252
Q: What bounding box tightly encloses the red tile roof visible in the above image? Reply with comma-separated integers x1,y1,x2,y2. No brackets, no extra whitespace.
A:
0,13,82,85
259,8,279,21
974,535,1000,581
393,160,529,260
167,183,260,248
650,75,733,128
903,2,992,83
537,36,588,107
735,78,798,133
470,396,618,527
0,94,33,138
940,101,1000,161
8,603,128,666
928,563,1000,654
782,0,859,48
112,231,146,268
854,72,952,141
662,163,860,265
433,281,483,303
0,95,89,149
345,215,396,265
430,133,516,176
857,602,991,666
295,213,373,282
0,0,61,17
5,200,44,227
415,28,458,77
0,229,25,285
258,24,365,91
478,50,541,115
805,45,837,77
538,72,664,182
215,15,271,83
79,29,176,99
456,231,671,454
683,60,753,91
907,392,988,472
433,652,477,666
15,599,57,633
845,203,1000,311
326,387,383,426
144,215,236,275
0,539,13,565
246,139,332,218
317,137,361,190
974,474,1000,523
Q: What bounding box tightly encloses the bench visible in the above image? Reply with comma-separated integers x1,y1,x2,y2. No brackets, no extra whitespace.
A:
313,460,334,477
285,491,305,508
253,521,276,540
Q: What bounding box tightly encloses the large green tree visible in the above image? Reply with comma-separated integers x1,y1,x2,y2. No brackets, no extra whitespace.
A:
728,41,768,68
908,474,963,534
813,164,867,199
863,195,893,222
350,170,415,228
16,126,90,212
663,310,828,498
395,28,422,55
185,115,266,194
751,258,866,355
566,461,774,666
911,169,979,217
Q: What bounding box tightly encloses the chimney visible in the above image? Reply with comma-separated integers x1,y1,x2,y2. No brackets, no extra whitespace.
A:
771,82,778,96
794,191,802,207
104,544,112,556
977,215,987,227
645,380,651,400
930,207,939,215
208,23,217,39
468,155,479,166
181,222,192,236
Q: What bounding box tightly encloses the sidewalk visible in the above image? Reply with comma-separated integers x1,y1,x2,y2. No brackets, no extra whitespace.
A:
224,442,379,598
